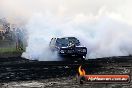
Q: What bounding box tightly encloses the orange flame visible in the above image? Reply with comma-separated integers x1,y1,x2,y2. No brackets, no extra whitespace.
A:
78,65,86,76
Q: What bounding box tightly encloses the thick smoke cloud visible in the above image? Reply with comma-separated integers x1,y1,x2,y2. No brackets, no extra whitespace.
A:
0,0,132,60
22,12,132,60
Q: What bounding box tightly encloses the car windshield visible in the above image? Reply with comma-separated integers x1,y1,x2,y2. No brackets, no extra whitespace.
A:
56,37,80,47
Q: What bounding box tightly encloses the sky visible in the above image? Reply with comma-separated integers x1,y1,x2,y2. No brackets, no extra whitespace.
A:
0,0,132,25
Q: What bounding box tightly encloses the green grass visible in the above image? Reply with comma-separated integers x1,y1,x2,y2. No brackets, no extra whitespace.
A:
0,47,24,53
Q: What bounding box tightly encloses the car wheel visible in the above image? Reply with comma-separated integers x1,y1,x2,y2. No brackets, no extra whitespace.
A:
77,56,85,62
82,55,86,61
82,57,85,61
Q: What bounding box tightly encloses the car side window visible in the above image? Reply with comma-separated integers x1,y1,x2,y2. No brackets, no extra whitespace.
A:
56,38,63,47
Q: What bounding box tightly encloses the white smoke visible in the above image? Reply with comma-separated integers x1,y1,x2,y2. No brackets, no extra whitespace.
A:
0,0,132,60
22,10,132,60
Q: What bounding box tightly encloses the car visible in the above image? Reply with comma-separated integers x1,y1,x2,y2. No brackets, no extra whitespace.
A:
49,37,87,61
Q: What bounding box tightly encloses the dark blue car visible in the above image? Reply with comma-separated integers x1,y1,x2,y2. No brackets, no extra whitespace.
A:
49,37,87,61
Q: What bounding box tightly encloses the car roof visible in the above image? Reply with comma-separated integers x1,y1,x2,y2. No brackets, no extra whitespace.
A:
56,37,77,39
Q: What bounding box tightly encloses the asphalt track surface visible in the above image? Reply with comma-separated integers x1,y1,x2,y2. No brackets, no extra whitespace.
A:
0,56,132,88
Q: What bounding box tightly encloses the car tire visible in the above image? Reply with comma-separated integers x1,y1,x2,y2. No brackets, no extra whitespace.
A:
82,55,86,61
